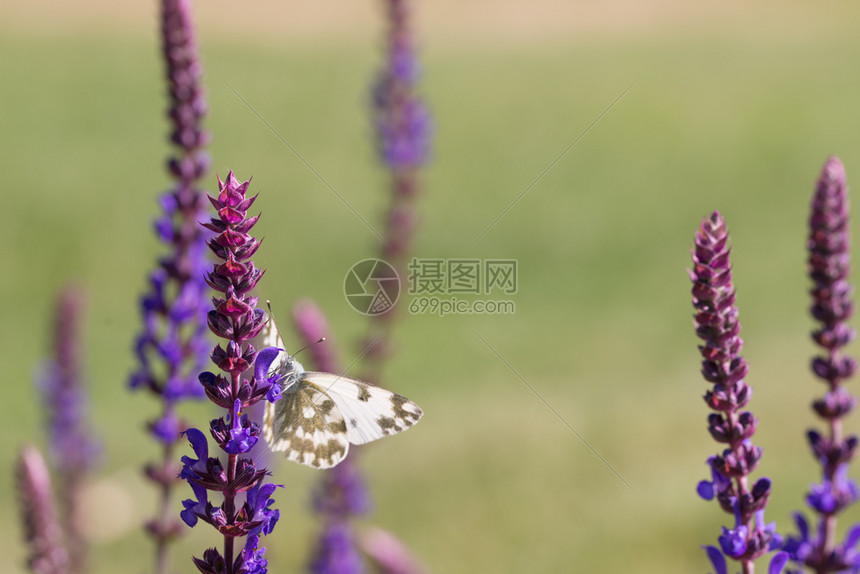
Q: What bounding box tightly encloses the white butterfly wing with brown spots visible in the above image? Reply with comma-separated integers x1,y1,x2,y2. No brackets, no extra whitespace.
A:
263,383,350,469
259,311,422,469
302,372,423,445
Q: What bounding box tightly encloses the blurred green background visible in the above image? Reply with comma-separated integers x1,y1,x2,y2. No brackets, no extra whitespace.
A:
5,0,860,571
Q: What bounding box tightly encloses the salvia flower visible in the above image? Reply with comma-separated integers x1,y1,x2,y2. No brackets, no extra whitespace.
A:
15,445,69,574
785,157,860,572
129,0,211,569
180,171,280,574
37,286,98,574
691,211,787,572
293,300,371,574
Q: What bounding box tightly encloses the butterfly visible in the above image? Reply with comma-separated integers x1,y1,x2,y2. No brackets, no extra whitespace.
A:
260,314,423,469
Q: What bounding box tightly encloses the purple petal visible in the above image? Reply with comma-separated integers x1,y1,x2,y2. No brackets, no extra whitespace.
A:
183,428,209,460
768,551,789,574
225,427,257,454
702,545,727,574
698,480,715,500
719,525,749,558
254,346,282,382
266,384,282,403
845,524,860,549
150,412,180,444
792,512,809,541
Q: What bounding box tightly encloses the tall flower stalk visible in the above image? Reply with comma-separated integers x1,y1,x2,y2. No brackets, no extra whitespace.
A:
293,301,370,574
690,212,787,574
129,0,211,570
38,286,98,574
179,172,280,574
784,157,860,572
305,2,431,571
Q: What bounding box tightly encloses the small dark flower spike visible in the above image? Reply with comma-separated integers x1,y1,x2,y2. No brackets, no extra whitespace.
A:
15,445,69,574
691,212,786,572
785,157,860,572
180,172,279,574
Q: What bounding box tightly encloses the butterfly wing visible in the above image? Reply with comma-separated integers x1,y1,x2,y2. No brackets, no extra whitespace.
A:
302,372,423,445
263,382,350,469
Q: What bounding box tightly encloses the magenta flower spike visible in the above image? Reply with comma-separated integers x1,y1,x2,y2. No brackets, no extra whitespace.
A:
292,301,370,574
180,172,280,574
690,212,787,574
784,157,860,572
15,445,69,574
37,286,98,574
128,0,211,570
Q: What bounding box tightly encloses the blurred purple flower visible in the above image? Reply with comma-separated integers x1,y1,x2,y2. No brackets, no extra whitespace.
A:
37,286,98,574
372,0,431,172
309,522,364,574
181,171,278,574
786,157,860,572
691,212,783,570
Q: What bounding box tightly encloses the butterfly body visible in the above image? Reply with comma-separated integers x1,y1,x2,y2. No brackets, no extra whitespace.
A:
261,317,423,469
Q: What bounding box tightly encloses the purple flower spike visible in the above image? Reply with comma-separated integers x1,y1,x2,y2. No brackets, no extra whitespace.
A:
181,172,278,574
130,0,211,571
787,156,860,572
691,212,783,569
38,286,98,574
15,445,69,574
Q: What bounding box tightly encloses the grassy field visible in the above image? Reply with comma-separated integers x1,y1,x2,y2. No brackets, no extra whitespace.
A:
5,2,860,572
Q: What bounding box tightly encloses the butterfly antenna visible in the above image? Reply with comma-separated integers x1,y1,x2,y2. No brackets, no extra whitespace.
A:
293,337,326,358
266,300,325,356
